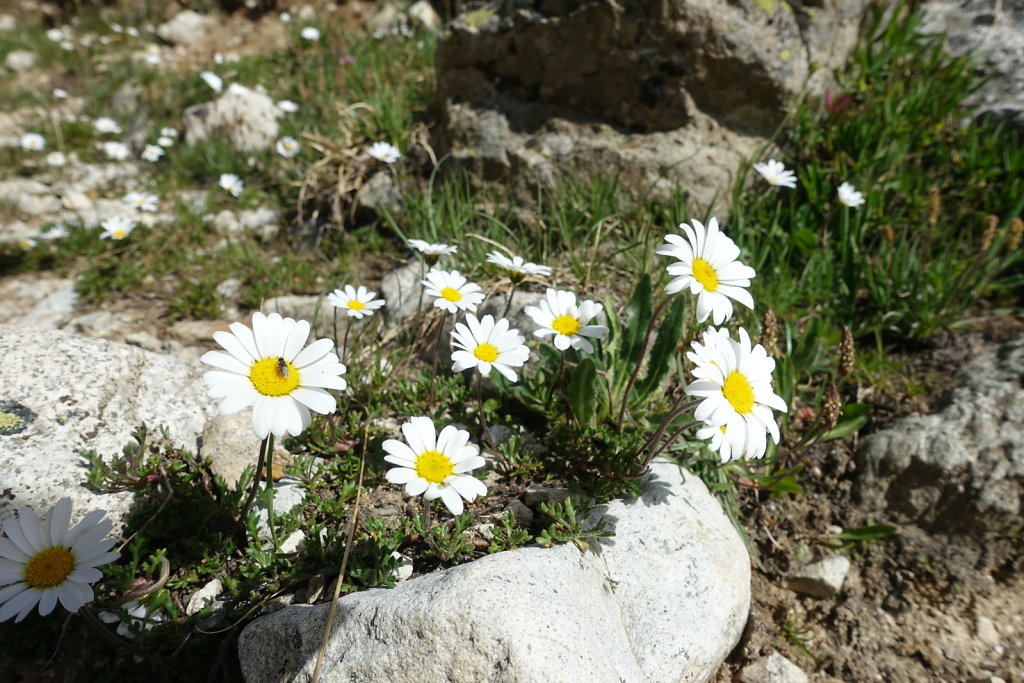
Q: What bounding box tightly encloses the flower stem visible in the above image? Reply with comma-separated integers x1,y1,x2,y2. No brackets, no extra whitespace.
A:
477,373,497,452
634,399,700,477
427,311,450,406
616,296,672,432
341,317,353,362
501,281,518,319
238,436,270,526
265,435,278,552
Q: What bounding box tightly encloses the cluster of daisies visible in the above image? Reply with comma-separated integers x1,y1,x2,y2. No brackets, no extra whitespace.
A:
752,159,866,208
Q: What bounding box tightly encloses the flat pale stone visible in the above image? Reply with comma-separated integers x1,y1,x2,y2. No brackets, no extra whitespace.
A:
739,653,809,683
787,555,851,598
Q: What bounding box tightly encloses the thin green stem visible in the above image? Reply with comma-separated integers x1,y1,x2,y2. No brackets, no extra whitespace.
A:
265,435,278,552
238,436,270,526
341,317,353,362
616,296,672,432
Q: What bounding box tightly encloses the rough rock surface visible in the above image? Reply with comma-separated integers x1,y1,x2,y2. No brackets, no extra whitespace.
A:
184,84,280,152
0,325,215,528
738,652,810,683
435,0,869,211
855,334,1024,533
156,10,213,47
238,459,750,682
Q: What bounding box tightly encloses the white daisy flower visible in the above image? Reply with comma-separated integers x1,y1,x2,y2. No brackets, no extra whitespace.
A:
685,327,788,461
655,217,756,325
98,600,164,638
695,423,735,464
41,225,69,240
227,83,250,96
275,136,300,158
276,99,299,113
59,40,74,51
160,127,178,139
422,269,485,314
18,238,37,249
19,133,45,151
752,159,797,189
101,141,130,161
143,54,162,66
300,26,321,41
383,417,487,516
367,141,400,164
126,26,140,38
837,182,865,208
524,288,608,354
123,192,158,212
485,251,552,280
93,117,121,135
219,173,244,197
201,312,347,439
46,152,66,167
451,313,530,382
0,498,119,623
52,88,69,99
100,216,136,240
200,71,223,93
408,239,457,259
326,285,385,319
140,145,164,162
280,12,292,23
156,136,174,148
46,28,65,42
110,22,124,33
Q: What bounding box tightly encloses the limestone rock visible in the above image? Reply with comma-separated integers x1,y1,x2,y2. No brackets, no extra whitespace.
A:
184,84,281,152
200,411,289,489
238,459,750,682
186,578,224,617
787,555,851,598
156,10,213,47
408,0,442,33
355,170,403,219
379,262,424,323
0,178,60,215
4,50,35,72
739,653,809,683
855,335,1024,533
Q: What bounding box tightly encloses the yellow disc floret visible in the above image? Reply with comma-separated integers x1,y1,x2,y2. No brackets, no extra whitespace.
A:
473,343,499,363
415,449,455,484
440,287,462,302
249,357,300,396
347,299,366,311
24,547,74,589
551,314,581,337
723,371,755,414
692,258,719,292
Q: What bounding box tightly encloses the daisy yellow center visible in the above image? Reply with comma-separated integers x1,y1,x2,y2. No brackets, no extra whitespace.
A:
249,357,300,396
114,230,127,238
24,547,74,589
723,371,755,414
440,287,462,302
692,258,719,292
347,299,365,311
473,343,499,363
415,449,455,484
551,315,581,337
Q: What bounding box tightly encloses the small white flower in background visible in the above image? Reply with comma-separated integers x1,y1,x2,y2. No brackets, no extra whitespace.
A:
18,237,37,249
485,251,552,280
525,288,608,354
98,600,164,638
0,498,119,623
157,136,174,148
422,269,485,314
227,83,250,96
123,192,158,212
300,26,321,41
98,36,113,45
656,217,756,325
93,117,121,135
41,225,69,240
46,28,65,42
110,22,124,33
451,313,530,382
200,70,223,93
219,173,244,197
368,141,401,164
837,181,865,208
201,311,347,439
59,40,74,51
46,152,66,167
80,35,95,47
160,127,178,139
143,54,161,66
276,99,299,113
100,141,130,161
383,416,487,516
126,26,140,38
327,285,385,319
19,133,45,151
752,159,797,189
275,136,301,158
52,88,69,99
213,53,224,65
100,216,137,240
408,239,457,259
140,145,164,162
280,12,292,23
685,327,788,462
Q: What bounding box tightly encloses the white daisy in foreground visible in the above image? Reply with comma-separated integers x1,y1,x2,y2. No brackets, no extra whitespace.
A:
19,133,45,151
327,285,385,319
201,312,347,439
276,99,299,113
219,173,244,197
93,117,121,135
485,251,552,280
451,313,530,382
101,141,130,161
525,288,608,353
383,417,487,516
140,145,164,162
100,216,136,240
837,182,865,208
300,26,321,41
200,70,223,93
685,327,788,461
0,498,119,623
656,217,756,325
368,141,401,164
422,269,484,314
275,136,300,158
408,239,456,261
123,191,158,212
46,152,66,167
98,600,165,638
752,159,797,189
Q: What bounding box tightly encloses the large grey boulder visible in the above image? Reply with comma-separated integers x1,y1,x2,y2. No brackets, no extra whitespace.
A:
855,335,1024,533
435,0,869,211
0,325,214,528
238,459,750,682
